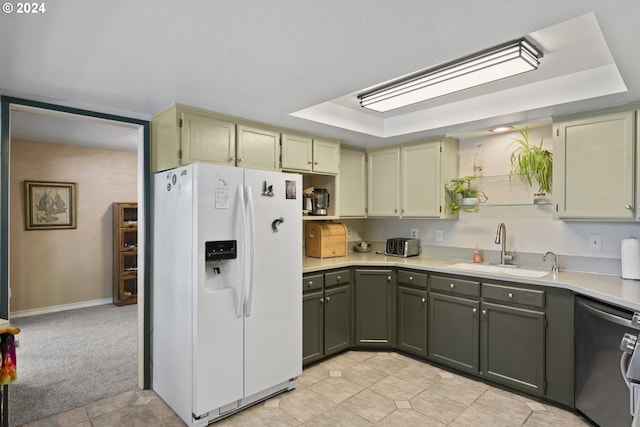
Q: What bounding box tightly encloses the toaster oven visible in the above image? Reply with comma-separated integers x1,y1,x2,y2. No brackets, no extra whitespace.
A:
385,238,421,257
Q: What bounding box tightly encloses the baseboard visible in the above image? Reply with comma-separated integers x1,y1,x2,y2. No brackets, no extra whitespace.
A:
10,298,114,318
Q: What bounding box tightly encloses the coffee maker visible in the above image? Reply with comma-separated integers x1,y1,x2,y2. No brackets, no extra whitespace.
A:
310,188,330,216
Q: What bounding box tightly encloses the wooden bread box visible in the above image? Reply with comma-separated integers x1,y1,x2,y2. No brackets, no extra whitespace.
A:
305,222,347,258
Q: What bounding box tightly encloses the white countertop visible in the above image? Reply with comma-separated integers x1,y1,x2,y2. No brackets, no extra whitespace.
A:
303,252,640,312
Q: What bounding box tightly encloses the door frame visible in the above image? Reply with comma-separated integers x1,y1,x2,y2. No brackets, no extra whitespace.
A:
0,95,152,412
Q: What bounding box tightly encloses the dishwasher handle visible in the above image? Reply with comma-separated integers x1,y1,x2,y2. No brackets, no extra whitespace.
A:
577,298,638,329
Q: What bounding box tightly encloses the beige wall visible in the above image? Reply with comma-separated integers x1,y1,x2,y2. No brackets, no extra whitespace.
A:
10,139,138,313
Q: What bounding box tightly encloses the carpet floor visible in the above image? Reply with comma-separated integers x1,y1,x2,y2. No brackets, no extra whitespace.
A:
8,303,138,426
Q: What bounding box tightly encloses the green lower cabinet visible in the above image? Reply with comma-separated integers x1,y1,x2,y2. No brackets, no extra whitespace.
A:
480,302,546,396
355,269,395,347
428,292,479,374
397,285,428,357
324,283,352,356
302,289,324,365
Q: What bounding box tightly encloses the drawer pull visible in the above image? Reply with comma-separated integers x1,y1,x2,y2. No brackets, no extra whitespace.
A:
482,309,487,315
450,283,455,289
421,298,426,303
326,296,331,303
472,308,477,313
508,292,514,299
409,276,414,281
387,275,392,281
336,276,341,281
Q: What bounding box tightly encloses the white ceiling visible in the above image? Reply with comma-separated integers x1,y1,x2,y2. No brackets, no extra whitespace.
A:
2,0,640,150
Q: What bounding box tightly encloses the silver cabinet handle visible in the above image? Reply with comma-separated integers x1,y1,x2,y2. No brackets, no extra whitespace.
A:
482,309,487,315
508,292,513,299
421,298,426,303
326,296,330,303
387,275,392,281
336,276,341,281
409,276,414,281
230,157,237,161
472,308,477,313
307,282,312,288
450,283,455,289
626,204,633,210
320,298,324,304
238,158,244,162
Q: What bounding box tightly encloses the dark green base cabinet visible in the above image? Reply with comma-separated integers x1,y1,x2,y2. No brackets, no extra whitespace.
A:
397,270,428,358
354,269,395,347
302,270,352,365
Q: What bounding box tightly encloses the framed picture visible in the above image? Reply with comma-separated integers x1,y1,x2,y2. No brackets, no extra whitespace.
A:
24,181,77,230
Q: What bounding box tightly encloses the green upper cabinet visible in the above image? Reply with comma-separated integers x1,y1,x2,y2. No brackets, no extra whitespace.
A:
281,134,339,175
236,124,281,171
553,110,635,219
339,148,367,217
368,147,400,217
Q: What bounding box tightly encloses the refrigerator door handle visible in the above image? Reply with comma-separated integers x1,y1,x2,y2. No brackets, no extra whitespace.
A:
244,184,256,317
235,185,248,318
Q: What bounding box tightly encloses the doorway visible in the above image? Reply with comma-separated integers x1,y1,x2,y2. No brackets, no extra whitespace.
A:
0,96,151,423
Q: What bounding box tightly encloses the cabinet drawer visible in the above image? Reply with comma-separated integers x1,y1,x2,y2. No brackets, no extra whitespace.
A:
398,270,428,288
430,275,480,298
325,269,351,287
482,283,545,308
302,274,324,292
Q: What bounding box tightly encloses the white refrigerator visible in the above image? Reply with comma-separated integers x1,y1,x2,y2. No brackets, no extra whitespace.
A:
153,162,302,426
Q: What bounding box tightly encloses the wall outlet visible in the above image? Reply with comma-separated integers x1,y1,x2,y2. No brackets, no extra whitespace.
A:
588,234,602,251
410,228,419,239
435,229,443,242
347,226,352,238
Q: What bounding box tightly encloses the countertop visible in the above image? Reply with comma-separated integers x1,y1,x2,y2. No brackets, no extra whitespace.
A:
303,252,640,312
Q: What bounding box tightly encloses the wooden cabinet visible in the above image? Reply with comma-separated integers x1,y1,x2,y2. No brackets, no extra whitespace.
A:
302,270,352,365
553,110,635,219
151,104,281,172
236,124,280,171
367,139,459,218
428,275,480,374
152,104,237,171
281,134,340,175
396,270,428,357
113,203,137,306
339,148,367,217
354,269,394,347
367,147,400,217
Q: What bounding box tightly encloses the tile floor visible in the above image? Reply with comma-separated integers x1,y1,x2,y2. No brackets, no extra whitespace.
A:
23,351,590,426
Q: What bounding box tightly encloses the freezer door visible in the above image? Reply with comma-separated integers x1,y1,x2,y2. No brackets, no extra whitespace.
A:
192,163,246,415
242,169,302,397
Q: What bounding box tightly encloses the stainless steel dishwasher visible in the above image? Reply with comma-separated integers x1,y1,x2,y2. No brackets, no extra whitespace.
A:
575,296,640,426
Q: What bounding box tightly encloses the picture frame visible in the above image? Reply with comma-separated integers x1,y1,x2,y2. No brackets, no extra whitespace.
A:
24,181,77,230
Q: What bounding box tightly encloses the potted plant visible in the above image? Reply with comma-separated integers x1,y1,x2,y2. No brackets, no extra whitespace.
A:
445,176,487,213
508,127,553,204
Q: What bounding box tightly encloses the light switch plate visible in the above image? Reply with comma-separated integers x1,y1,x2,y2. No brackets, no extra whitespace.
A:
435,229,443,242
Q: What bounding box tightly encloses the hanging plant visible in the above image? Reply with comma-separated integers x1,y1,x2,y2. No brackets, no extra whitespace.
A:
445,176,488,213
507,127,553,195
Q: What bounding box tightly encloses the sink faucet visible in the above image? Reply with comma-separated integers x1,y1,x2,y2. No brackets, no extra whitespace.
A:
543,251,560,273
495,222,514,265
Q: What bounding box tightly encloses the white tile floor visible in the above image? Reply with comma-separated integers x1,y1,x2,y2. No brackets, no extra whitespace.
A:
24,351,590,426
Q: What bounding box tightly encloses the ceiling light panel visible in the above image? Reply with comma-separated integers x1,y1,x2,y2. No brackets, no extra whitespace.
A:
359,38,543,112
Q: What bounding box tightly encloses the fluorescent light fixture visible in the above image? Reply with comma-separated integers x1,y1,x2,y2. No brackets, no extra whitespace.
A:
489,126,514,133
358,38,543,113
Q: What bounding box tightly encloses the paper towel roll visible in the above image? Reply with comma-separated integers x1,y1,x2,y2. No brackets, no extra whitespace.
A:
621,238,640,280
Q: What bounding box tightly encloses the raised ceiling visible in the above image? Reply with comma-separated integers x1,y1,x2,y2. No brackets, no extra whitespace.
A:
2,1,639,150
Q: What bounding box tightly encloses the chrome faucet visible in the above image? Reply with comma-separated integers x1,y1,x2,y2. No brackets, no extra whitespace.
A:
495,222,514,265
543,251,560,273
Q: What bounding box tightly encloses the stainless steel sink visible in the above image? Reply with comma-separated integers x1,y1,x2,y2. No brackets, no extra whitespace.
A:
447,262,548,278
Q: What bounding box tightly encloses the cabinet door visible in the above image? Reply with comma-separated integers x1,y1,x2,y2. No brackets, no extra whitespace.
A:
354,270,394,347
339,149,367,217
237,125,280,171
367,148,400,217
481,302,545,396
302,290,324,365
401,142,441,217
281,133,313,171
397,286,428,357
312,139,340,174
428,293,479,374
324,283,352,356
181,112,236,166
554,111,635,219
